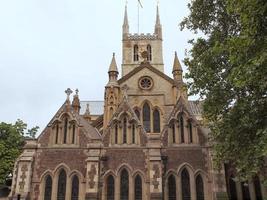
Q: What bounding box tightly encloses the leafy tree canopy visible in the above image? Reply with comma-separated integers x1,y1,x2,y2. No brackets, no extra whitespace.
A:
0,119,39,185
181,0,267,180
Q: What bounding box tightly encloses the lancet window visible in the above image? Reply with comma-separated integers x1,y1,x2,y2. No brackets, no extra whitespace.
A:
44,175,52,200
120,169,129,200
134,45,139,61
196,175,204,200
181,169,190,200
143,103,151,132
132,124,136,144
188,120,193,143
57,170,67,200
147,44,152,61
71,175,79,200
168,175,176,200
153,109,160,133
107,175,115,200
134,175,142,200
123,117,127,144
63,118,68,144
179,116,185,143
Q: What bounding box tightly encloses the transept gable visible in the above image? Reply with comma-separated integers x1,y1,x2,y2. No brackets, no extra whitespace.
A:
118,62,174,85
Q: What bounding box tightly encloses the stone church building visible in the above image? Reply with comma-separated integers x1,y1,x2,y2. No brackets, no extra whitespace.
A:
9,5,266,200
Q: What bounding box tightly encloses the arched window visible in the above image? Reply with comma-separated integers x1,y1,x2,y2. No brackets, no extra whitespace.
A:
57,170,67,200
120,169,129,200
135,175,142,200
188,121,193,143
115,124,118,144
44,175,52,200
63,118,68,144
134,45,139,61
153,109,160,133
72,124,75,144
135,109,140,119
123,117,127,144
254,176,262,200
147,45,152,61
107,175,115,200
181,169,190,200
228,175,237,200
241,182,250,200
55,124,59,144
109,107,114,120
172,123,176,143
168,175,176,200
196,175,204,200
71,175,79,200
143,103,151,132
132,124,135,144
179,116,184,143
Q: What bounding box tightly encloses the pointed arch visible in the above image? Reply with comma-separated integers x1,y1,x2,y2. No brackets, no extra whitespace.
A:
134,174,142,200
153,109,160,133
115,123,118,144
168,174,176,200
134,45,139,61
123,117,127,144
57,169,67,200
196,174,204,200
107,175,115,200
71,175,79,200
44,175,52,200
120,169,129,200
147,44,152,61
63,117,68,144
188,120,193,143
181,168,190,200
143,102,151,132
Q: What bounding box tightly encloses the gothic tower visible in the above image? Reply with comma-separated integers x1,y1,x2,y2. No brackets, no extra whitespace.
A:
121,5,164,76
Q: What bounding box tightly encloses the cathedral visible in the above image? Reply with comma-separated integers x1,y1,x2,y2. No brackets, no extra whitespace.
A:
9,5,266,200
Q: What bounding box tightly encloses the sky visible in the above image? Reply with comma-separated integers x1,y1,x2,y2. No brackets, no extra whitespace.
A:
0,0,197,134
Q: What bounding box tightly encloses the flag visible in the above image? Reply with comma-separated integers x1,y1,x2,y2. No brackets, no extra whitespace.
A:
138,0,143,8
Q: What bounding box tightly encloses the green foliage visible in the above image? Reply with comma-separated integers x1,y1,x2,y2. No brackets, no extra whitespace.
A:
181,0,267,180
0,119,39,185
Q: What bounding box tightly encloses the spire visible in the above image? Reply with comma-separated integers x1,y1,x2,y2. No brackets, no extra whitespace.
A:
154,4,162,39
122,4,129,39
72,89,81,113
83,103,91,122
108,53,119,83
172,51,183,81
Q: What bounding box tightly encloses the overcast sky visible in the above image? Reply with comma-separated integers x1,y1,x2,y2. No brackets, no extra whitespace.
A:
0,0,197,134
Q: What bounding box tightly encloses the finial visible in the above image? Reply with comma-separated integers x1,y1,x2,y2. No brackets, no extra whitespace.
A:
85,103,90,115
65,88,73,100
108,53,118,73
75,88,79,95
173,51,182,72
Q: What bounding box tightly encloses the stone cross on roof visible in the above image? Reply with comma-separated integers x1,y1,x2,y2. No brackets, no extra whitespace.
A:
65,88,73,100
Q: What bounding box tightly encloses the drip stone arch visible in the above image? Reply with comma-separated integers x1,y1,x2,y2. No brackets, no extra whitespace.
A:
194,170,208,200
165,171,178,200
39,170,53,200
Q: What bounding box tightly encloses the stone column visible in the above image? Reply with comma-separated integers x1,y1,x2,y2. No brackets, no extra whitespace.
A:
85,148,101,200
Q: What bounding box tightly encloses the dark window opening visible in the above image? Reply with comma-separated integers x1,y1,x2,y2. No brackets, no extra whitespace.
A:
147,45,152,61
120,169,129,200
44,175,52,200
72,124,75,144
254,176,262,200
153,109,160,133
179,116,184,143
55,124,59,144
107,175,115,200
241,182,250,200
135,175,142,200
123,117,127,144
168,175,176,200
196,175,204,200
189,121,193,143
132,125,135,144
63,118,68,144
143,103,151,132
134,45,139,61
115,124,118,144
181,169,191,200
57,170,66,200
172,123,175,143
71,175,79,200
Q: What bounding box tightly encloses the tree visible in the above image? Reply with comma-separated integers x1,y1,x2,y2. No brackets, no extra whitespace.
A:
181,0,267,180
0,119,39,185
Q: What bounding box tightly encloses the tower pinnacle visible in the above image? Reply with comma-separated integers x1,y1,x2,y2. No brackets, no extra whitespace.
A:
108,53,119,83
122,4,129,39
172,51,183,81
154,4,162,39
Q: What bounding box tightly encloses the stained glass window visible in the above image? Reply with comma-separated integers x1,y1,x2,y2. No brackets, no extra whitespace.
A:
172,123,175,143
143,103,151,132
188,121,193,143
134,45,139,61
179,116,184,143
44,175,52,200
168,175,176,200
153,109,160,133
135,175,142,200
196,175,204,200
71,175,79,200
181,169,190,200
63,118,68,144
72,124,75,144
123,117,127,144
107,175,115,200
132,125,135,144
115,124,118,144
57,170,66,200
120,169,129,200
147,45,152,61
254,176,262,200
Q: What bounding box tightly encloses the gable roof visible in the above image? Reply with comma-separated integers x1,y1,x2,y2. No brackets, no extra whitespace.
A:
118,62,175,85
